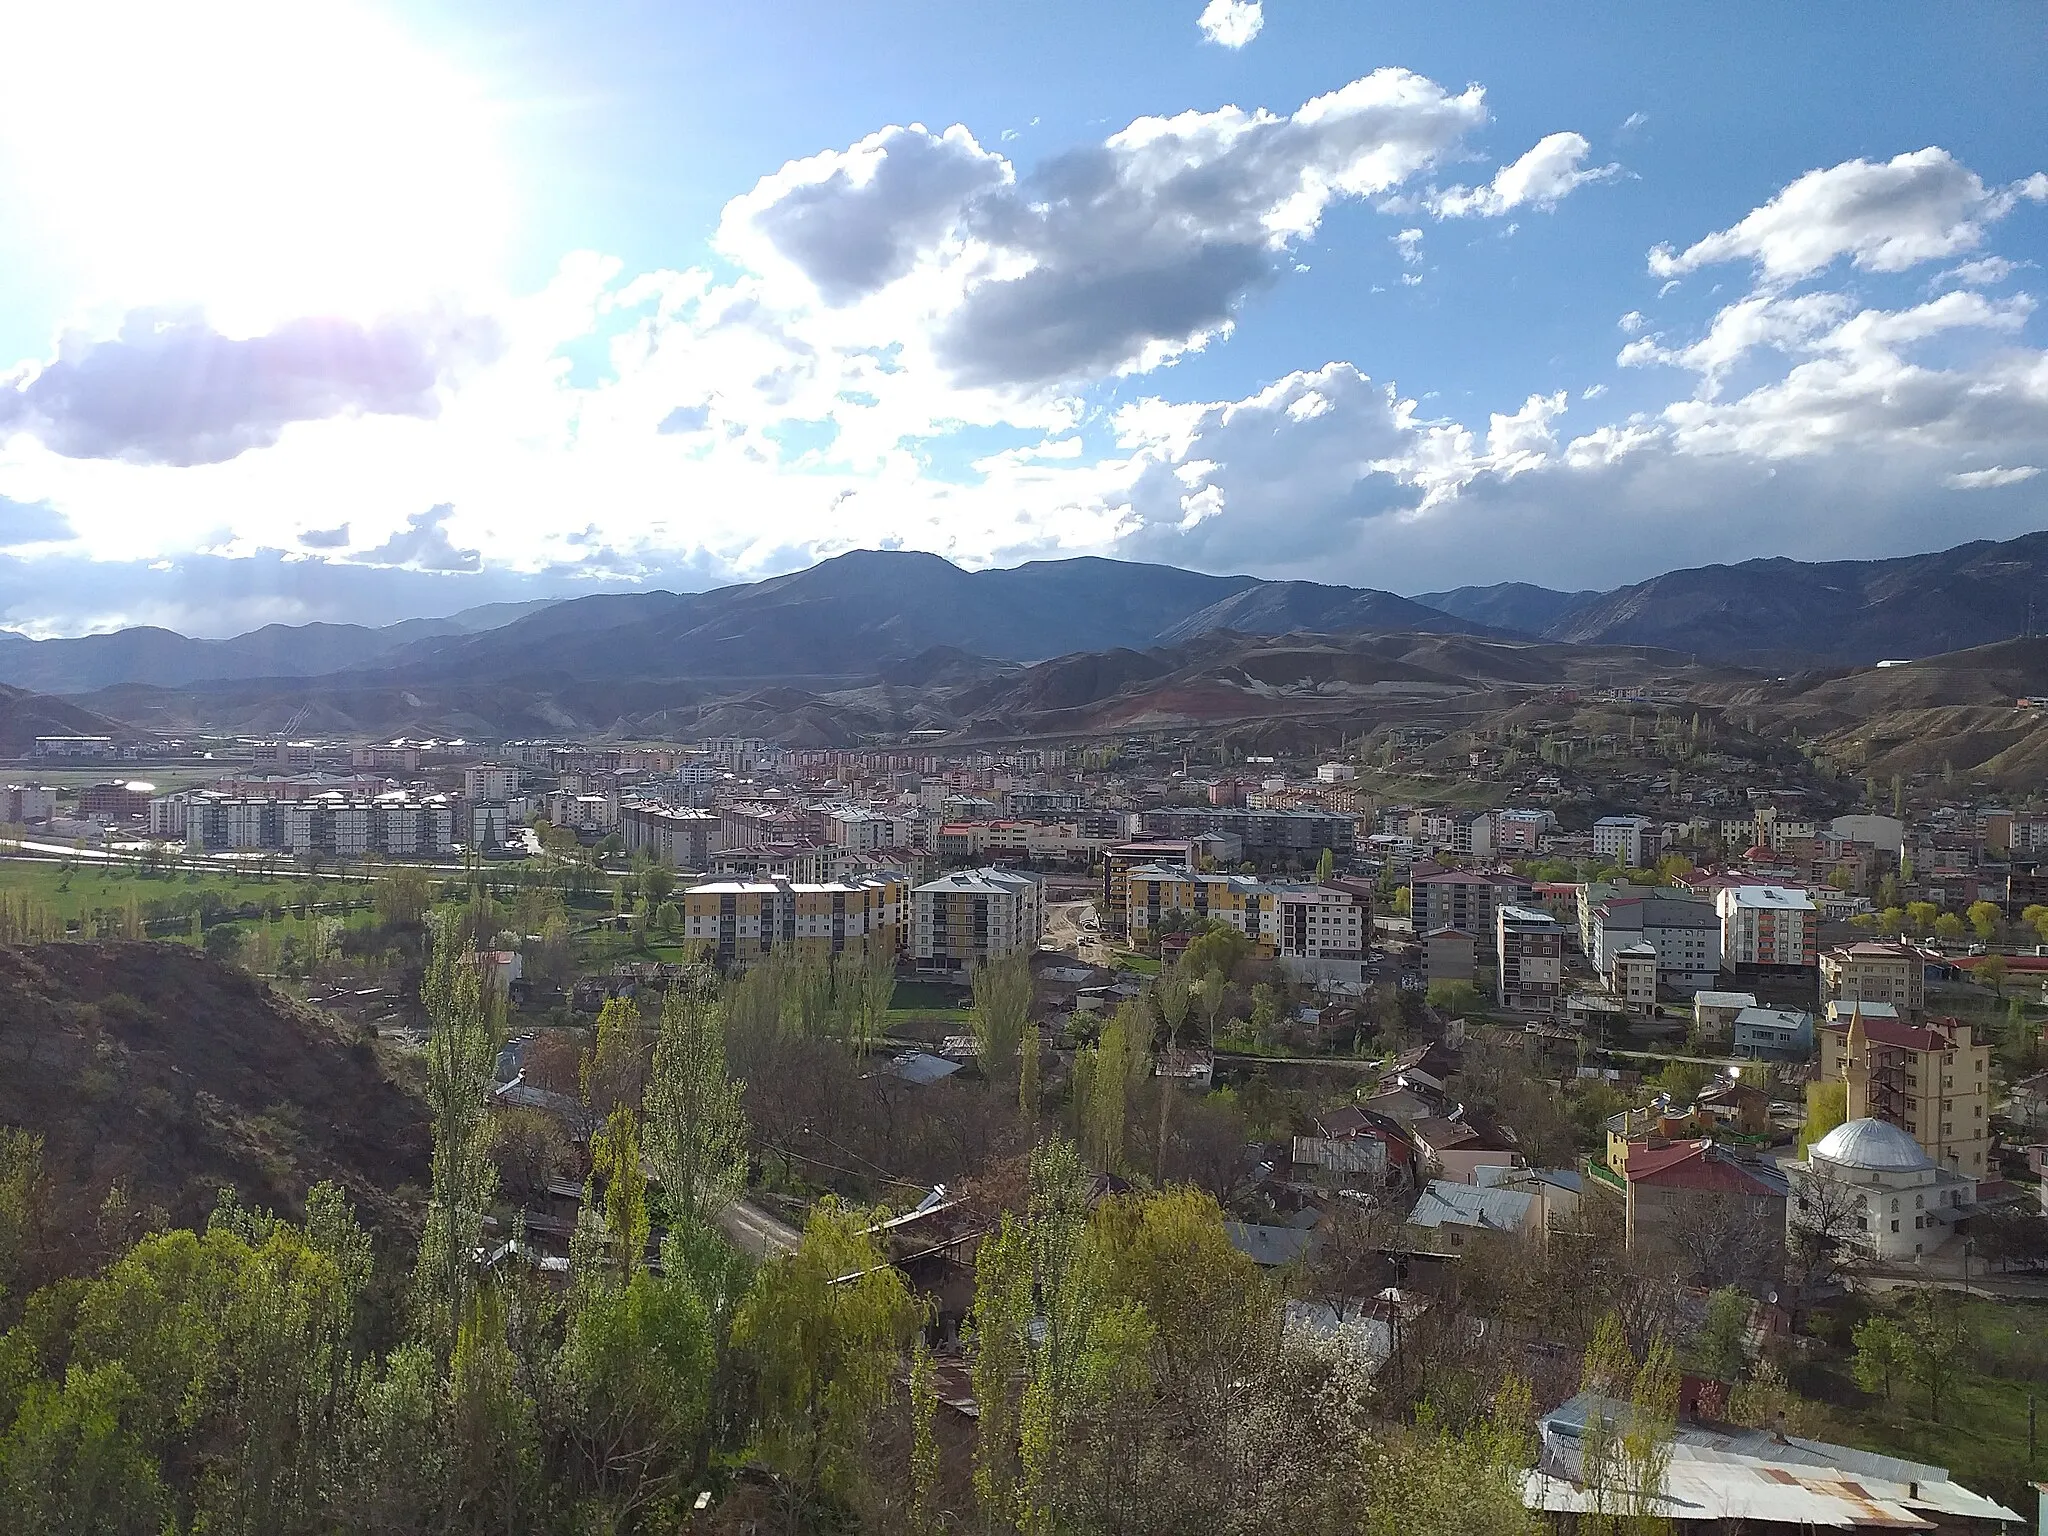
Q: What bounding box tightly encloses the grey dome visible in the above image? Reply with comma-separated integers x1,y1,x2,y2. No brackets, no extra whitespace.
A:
1812,1118,1932,1172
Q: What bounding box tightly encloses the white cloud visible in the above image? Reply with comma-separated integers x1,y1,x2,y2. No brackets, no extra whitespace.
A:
1581,383,1607,399
1618,310,1645,333
1393,227,1424,264
1947,465,2042,489
1196,0,1264,48
1429,132,1619,218
1941,255,2021,287
1648,147,2047,284
1620,112,1648,133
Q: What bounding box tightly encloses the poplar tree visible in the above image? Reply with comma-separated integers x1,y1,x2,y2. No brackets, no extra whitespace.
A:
643,984,749,1231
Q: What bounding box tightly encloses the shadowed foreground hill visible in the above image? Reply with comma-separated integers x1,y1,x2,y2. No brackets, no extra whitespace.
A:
0,942,430,1258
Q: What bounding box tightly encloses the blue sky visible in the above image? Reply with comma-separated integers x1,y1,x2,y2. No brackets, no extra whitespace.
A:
0,0,2043,635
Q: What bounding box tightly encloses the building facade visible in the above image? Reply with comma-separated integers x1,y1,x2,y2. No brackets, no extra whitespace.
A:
1592,815,1655,868
1822,1009,1992,1176
910,867,1044,977
1138,807,1356,865
1497,905,1564,1015
621,805,721,869
1821,941,1925,1016
681,874,905,970
1413,870,1532,956
1716,884,1818,967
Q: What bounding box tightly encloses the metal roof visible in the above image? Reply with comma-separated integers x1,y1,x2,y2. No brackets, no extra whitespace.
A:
1406,1180,1536,1232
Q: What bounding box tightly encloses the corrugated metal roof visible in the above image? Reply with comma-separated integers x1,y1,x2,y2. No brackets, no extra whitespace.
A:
1407,1180,1536,1232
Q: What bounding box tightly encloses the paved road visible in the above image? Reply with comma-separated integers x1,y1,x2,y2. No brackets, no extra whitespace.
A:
715,1198,802,1259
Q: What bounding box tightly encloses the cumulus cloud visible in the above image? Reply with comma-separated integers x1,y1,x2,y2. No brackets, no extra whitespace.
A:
1648,148,2048,284
0,307,500,467
0,493,73,547
716,69,1490,387
355,503,482,572
1393,228,1424,264
1948,465,2042,489
1196,0,1264,47
298,523,350,549
1429,132,1619,218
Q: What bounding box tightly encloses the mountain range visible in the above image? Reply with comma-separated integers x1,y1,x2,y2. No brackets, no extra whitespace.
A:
3,530,2048,710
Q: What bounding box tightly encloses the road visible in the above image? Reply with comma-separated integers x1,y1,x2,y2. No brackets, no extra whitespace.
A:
715,1198,802,1258
1044,899,1107,965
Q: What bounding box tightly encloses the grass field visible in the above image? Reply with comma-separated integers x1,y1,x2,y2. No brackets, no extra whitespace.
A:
1797,1293,2048,1508
0,856,372,939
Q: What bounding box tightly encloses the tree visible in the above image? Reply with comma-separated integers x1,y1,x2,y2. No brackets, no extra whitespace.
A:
968,1215,1032,1528
1316,847,1336,884
1074,1002,1148,1173
1978,952,2010,995
412,915,503,1358
638,858,675,909
1801,1081,1847,1154
0,1363,168,1536
1967,900,2004,944
2024,903,2048,946
563,1268,714,1522
971,950,1034,1081
1019,1024,1042,1121
643,984,749,1231
1153,965,1193,1178
1426,979,1482,1014
731,1200,918,1510
1851,1314,1910,1401
582,994,648,1118
1902,1293,1972,1423
446,1292,540,1531
1694,1288,1750,1384
1934,912,1965,943
584,1105,651,1278
1905,900,1940,936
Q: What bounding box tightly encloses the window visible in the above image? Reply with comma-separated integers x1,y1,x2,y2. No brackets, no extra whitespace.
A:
1890,1219,1900,1233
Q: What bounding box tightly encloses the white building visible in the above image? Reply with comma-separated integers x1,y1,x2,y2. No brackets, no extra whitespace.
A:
1589,891,1722,991
464,764,518,803
1716,884,1818,967
910,867,1044,977
1592,815,1656,869
1316,762,1358,784
1788,1118,1975,1263
823,806,919,852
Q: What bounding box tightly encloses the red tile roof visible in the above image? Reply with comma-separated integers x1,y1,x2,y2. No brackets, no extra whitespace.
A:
1820,1015,1961,1052
1625,1140,1781,1196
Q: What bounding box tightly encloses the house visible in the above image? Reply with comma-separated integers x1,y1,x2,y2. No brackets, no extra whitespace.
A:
1821,939,1926,1015
1623,1139,1787,1279
1411,1116,1523,1184
1479,1165,1583,1230
1406,1179,1541,1250
1731,1004,1813,1059
1691,990,1756,1044
1693,1077,1770,1137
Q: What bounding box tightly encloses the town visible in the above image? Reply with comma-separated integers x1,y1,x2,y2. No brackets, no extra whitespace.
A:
4,713,2046,1530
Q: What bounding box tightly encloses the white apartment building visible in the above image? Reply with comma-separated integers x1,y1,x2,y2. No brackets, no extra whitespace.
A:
621,805,720,869
822,806,919,852
546,789,620,833
1717,884,1819,967
1592,815,1656,869
464,764,518,802
183,793,455,857
1589,890,1722,991
1410,809,1494,862
1316,762,1358,784
911,867,1044,977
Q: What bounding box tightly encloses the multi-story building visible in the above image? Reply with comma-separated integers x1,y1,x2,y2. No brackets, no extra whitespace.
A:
0,785,57,824
78,781,153,821
185,793,454,857
1411,869,1532,956
1716,885,1818,968
821,806,919,852
1122,865,1368,974
1496,905,1564,1015
1592,815,1656,869
911,867,1043,977
1003,789,1087,817
1492,808,1552,857
1103,839,1198,939
351,743,422,773
464,764,518,803
621,805,720,869
1138,807,1355,866
1590,891,1722,991
1611,943,1659,1015
681,874,904,970
1821,941,1926,1016
466,802,511,851
33,735,113,758
1410,809,1495,863
1821,1009,1992,1177
939,820,1115,868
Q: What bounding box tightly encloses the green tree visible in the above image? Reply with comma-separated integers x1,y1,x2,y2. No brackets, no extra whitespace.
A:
0,1363,167,1536
1978,952,2010,995
968,1215,1032,1528
643,984,749,1232
1426,979,1482,1014
908,1338,941,1536
584,1105,651,1278
446,1292,540,1532
334,1344,447,1534
971,950,1034,1082
563,1268,714,1522
1967,900,2004,944
1316,847,1336,884
1902,1293,1972,1423
2023,903,2048,946
1019,1024,1042,1121
1934,912,1965,943
731,1200,917,1511
1153,964,1194,1177
1801,1081,1848,1153
1905,901,1940,937
1851,1314,1910,1402
1074,1002,1148,1173
1693,1288,1748,1384
412,915,503,1357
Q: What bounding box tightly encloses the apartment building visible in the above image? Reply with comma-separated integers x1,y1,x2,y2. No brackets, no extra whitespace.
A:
821,806,920,852
621,805,721,869
1492,808,1552,857
1590,891,1722,991
78,782,152,821
1496,905,1564,1015
910,867,1044,978
1611,943,1658,1016
184,793,455,857
681,874,904,970
1103,839,1199,939
545,788,620,834
1002,789,1087,817
1821,940,1925,1016
1411,869,1532,955
464,764,518,803
1592,815,1655,869
1123,865,1367,969
1138,807,1356,864
1716,885,1818,967
1822,1008,1992,1176
1410,809,1495,862
0,785,56,823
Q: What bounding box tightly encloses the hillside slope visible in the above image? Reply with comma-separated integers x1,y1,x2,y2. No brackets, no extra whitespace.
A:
0,943,430,1259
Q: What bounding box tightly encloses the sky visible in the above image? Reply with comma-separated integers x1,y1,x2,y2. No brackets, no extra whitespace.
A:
0,1,2043,637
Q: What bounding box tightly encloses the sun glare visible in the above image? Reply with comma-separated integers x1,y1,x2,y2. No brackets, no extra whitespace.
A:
0,1,511,333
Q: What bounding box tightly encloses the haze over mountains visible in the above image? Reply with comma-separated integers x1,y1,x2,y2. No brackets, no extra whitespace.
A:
3,531,2048,718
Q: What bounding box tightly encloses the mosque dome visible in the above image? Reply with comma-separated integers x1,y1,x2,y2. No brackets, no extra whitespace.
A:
1811,1118,1932,1173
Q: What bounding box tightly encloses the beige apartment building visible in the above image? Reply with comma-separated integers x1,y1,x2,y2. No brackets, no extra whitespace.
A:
911,867,1044,977
1820,940,1925,1016
1821,1008,1991,1177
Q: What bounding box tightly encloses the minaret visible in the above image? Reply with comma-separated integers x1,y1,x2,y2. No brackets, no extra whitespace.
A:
1843,1003,1870,1122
